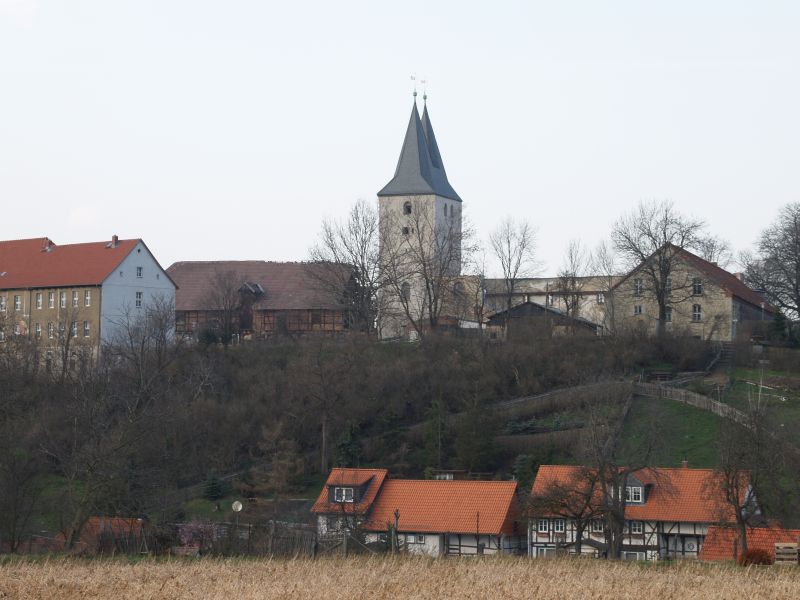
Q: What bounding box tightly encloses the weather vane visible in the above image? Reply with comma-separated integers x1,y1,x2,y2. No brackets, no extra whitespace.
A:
410,74,417,99
421,78,428,103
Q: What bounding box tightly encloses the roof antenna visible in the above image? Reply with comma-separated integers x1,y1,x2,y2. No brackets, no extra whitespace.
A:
421,78,427,104
410,74,417,100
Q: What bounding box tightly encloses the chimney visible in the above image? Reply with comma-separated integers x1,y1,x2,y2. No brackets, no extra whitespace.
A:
681,459,689,469
110,234,118,249
41,237,53,252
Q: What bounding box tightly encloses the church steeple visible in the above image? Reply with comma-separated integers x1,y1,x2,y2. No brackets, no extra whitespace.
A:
378,101,461,202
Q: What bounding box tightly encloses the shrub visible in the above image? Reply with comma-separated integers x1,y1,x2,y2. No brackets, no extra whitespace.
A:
738,548,773,566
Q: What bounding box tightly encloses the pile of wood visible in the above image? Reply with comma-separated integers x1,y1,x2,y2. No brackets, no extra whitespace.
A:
774,542,799,565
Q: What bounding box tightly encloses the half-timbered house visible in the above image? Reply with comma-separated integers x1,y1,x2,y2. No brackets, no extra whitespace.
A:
529,464,740,560
311,468,524,556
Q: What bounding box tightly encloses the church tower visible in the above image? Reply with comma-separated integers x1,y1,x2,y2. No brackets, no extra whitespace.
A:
378,97,463,339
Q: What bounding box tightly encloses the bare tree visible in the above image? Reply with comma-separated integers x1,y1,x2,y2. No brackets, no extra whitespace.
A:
309,198,383,334
489,217,537,328
379,204,476,339
204,269,245,343
592,241,619,334
695,235,734,269
555,239,591,325
743,202,800,319
611,200,706,337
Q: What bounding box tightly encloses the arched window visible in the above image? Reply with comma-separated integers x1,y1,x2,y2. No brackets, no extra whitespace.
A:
403,202,412,215
453,281,465,297
401,282,412,302
444,204,448,217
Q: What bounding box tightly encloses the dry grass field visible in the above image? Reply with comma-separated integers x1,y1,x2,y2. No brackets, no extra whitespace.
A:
1,556,799,600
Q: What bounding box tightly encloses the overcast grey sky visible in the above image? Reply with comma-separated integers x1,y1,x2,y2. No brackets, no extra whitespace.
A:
1,1,798,275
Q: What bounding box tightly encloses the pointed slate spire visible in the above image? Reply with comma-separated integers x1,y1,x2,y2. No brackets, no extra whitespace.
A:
378,101,461,202
420,105,460,201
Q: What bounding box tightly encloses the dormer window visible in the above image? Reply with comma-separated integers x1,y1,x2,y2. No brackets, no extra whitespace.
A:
334,487,354,503
625,486,643,503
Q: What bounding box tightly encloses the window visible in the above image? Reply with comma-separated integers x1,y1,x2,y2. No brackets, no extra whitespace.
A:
634,304,643,316
596,293,605,304
136,266,143,278
692,278,702,296
60,291,66,308
625,486,643,503
70,321,78,337
634,278,643,296
48,292,55,308
14,295,21,311
403,202,412,215
415,534,425,544
406,534,416,544
0,296,5,312
401,282,411,302
665,306,672,323
537,519,549,533
72,291,79,307
401,226,410,235
665,278,672,295
36,293,42,309
334,487,354,503
554,519,565,533
13,324,20,336
83,321,90,337
692,304,702,322
84,290,91,307
47,322,54,339
135,291,143,308
547,294,554,307
45,351,52,373
591,519,604,533
34,322,41,338
444,204,448,217
58,322,65,338
629,521,644,535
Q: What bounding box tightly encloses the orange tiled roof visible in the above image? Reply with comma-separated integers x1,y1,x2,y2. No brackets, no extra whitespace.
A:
701,525,800,561
54,516,144,549
364,479,519,535
532,465,737,524
311,468,388,515
0,237,140,289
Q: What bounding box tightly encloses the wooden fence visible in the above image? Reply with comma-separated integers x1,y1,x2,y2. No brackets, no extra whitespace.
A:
635,382,749,425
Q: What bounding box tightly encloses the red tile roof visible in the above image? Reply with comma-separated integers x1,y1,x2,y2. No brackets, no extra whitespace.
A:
0,237,140,289
700,525,800,561
311,468,388,516
54,516,145,551
364,479,519,535
532,465,737,524
167,261,351,311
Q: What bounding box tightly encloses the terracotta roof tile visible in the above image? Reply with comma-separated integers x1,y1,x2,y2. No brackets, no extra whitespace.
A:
0,237,140,289
701,525,800,561
311,468,388,516
167,261,350,311
532,465,736,524
364,479,519,535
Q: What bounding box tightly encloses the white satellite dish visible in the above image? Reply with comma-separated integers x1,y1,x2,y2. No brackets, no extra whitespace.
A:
232,500,243,513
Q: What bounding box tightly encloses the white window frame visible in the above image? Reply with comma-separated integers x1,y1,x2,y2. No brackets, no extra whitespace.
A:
692,304,702,322
554,519,565,533
70,321,78,337
135,291,143,308
0,296,5,312
596,293,605,304
83,321,90,338
72,290,79,307
591,519,604,533
625,486,642,503
14,295,21,311
84,290,91,307
634,278,643,296
34,322,41,338
35,292,42,309
537,519,549,533
47,322,54,339
48,292,55,309
692,278,703,296
136,266,143,278
629,521,644,535
415,534,425,544
60,291,66,308
634,304,642,316
334,487,354,503
665,277,672,295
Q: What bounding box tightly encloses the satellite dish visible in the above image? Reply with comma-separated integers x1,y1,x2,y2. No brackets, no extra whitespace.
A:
232,500,243,513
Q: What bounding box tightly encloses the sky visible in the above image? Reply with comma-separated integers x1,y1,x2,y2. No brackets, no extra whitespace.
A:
1,1,798,276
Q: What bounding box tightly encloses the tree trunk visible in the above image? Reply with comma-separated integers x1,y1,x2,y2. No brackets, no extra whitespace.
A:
737,517,748,558
320,413,328,473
